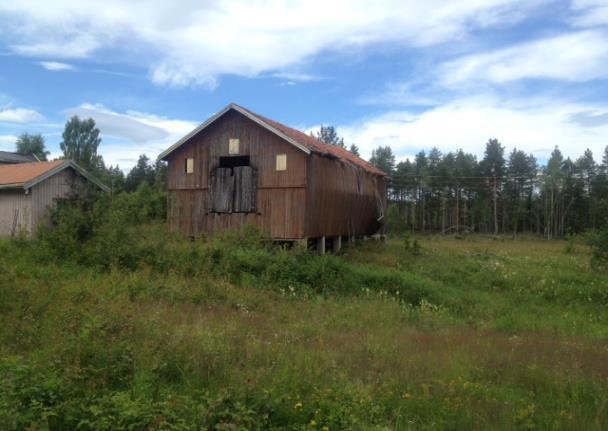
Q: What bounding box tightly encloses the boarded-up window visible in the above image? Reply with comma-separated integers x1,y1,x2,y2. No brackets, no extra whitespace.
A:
185,158,194,174
276,154,287,171
229,138,240,155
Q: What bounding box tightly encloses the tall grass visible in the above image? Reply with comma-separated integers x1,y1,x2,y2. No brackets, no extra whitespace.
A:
1,192,608,429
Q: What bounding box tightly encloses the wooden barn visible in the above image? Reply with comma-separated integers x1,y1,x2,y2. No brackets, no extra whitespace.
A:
159,103,387,250
0,160,108,237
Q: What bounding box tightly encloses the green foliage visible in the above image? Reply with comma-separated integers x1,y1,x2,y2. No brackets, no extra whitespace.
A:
38,183,167,269
370,145,395,176
384,142,608,238
402,233,422,257
14,132,49,160
314,125,345,148
0,235,608,430
3,207,608,429
125,154,166,192
60,116,102,172
588,227,608,271
563,237,575,254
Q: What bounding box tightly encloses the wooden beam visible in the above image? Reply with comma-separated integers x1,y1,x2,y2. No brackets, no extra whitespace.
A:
316,236,326,254
332,236,342,253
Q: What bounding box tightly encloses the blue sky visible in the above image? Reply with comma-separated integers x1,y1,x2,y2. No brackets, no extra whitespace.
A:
0,0,607,169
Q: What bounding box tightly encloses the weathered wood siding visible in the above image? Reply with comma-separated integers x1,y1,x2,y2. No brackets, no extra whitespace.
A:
166,110,308,239
305,153,387,238
30,169,81,230
0,168,83,237
0,190,32,236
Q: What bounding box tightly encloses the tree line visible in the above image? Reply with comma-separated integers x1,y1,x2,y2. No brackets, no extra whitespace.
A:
14,121,608,238
368,140,608,238
12,117,166,194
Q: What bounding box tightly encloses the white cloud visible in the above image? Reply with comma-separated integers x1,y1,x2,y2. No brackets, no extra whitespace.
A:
64,103,197,167
358,82,440,107
338,96,608,163
0,107,44,123
571,0,608,27
440,30,608,86
0,134,18,150
38,61,75,71
0,0,548,87
270,72,324,82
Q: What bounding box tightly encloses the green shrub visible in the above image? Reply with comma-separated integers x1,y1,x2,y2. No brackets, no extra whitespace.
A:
588,227,608,271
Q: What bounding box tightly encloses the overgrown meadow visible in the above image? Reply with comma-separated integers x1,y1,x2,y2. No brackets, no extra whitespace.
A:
1,188,608,430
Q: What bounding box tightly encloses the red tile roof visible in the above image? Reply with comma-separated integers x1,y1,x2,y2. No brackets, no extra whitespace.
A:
0,160,66,187
239,106,387,176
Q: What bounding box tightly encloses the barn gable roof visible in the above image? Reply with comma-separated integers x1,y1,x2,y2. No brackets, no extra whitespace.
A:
0,160,110,191
158,103,387,176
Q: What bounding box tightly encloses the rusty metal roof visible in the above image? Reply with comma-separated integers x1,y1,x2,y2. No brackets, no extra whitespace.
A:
159,103,387,177
0,160,109,191
245,108,387,177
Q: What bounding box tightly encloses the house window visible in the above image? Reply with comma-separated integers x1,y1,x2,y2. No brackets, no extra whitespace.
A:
185,158,194,174
276,154,287,171
229,138,240,155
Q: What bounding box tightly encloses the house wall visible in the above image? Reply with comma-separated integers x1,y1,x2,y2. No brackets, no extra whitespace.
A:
305,153,387,238
30,169,81,230
166,110,308,239
0,189,32,236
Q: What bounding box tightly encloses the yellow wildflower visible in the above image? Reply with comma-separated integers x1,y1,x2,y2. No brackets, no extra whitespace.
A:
294,401,303,410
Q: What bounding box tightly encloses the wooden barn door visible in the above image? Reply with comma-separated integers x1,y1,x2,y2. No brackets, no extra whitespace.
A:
210,165,256,213
211,168,235,213
233,166,257,212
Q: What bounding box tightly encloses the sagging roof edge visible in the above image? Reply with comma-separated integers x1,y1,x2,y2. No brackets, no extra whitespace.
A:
158,103,312,161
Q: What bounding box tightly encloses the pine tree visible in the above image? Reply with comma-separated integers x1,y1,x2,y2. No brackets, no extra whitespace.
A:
315,126,345,148
481,139,505,234
370,146,395,176
125,154,156,192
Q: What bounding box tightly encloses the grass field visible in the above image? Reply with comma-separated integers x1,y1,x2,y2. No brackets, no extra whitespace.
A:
1,231,607,430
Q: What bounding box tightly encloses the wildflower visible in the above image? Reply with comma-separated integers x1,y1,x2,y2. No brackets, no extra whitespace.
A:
294,401,303,410
322,427,330,431
309,419,317,426
402,393,412,400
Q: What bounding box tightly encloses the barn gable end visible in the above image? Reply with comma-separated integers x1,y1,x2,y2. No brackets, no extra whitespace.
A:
164,109,308,239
